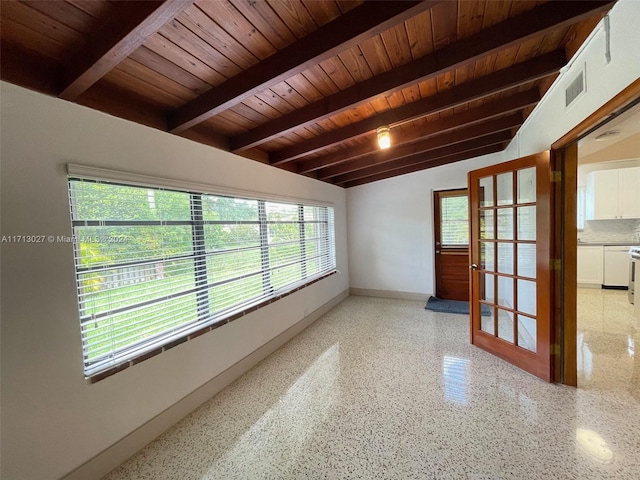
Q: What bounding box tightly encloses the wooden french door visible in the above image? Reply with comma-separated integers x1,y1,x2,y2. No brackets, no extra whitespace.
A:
434,189,469,301
468,152,553,382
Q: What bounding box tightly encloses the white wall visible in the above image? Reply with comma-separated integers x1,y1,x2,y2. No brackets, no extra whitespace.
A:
0,82,349,480
505,0,640,159
347,150,503,296
348,0,640,295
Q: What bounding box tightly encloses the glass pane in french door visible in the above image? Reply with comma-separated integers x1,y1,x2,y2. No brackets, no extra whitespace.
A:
480,242,494,270
479,272,495,334
479,176,494,207
497,242,514,274
517,167,536,203
518,315,536,352
497,308,515,343
517,243,536,278
475,167,538,352
481,307,495,335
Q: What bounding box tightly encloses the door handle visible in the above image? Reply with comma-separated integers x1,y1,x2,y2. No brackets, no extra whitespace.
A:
469,264,478,270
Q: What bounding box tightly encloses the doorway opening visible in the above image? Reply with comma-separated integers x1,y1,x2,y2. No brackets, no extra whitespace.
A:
574,100,640,389
434,189,469,301
552,79,640,386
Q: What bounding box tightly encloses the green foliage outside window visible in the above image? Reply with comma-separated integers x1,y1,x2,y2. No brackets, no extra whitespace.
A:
69,179,335,376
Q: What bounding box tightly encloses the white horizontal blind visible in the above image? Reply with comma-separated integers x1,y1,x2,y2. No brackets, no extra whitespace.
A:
265,202,335,292
440,195,469,246
68,179,336,377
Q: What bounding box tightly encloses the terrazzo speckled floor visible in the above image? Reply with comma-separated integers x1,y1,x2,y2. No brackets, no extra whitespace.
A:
103,291,640,479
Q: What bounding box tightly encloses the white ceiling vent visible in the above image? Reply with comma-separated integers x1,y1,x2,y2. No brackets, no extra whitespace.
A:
565,65,586,108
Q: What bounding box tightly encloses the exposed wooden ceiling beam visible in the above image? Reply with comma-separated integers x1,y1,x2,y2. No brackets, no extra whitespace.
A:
332,131,513,185
299,90,538,174
230,0,612,153
341,144,506,188
168,1,443,133
270,50,565,165
59,0,194,100
320,114,522,181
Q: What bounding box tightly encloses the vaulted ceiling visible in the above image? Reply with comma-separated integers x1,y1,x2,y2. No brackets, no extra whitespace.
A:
1,0,614,187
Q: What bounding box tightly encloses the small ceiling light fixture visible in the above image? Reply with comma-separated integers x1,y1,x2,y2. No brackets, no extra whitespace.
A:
377,125,391,149
594,130,621,141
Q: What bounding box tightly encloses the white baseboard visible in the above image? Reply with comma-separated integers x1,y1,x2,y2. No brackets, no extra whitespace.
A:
62,289,349,480
349,287,429,302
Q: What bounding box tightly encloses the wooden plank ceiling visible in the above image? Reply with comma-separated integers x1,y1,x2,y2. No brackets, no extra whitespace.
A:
1,0,614,187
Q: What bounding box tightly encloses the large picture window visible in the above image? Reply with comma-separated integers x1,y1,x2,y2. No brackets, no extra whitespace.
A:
68,178,336,378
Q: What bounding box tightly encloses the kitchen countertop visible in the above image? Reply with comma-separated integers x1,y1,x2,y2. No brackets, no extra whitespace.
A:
577,242,639,246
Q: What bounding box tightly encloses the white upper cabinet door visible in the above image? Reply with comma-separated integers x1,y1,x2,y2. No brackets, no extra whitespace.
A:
587,169,619,219
619,167,640,219
586,167,640,220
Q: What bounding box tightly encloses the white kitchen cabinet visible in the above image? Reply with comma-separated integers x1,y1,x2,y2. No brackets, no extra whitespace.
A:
577,245,604,286
585,167,640,220
603,246,630,287
620,168,640,218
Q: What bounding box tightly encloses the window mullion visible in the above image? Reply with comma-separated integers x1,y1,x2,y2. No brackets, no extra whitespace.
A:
320,207,328,264
298,205,307,279
190,194,209,319
258,200,272,295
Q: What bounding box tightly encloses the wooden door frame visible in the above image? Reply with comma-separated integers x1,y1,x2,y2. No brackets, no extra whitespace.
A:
434,188,469,300
551,78,640,386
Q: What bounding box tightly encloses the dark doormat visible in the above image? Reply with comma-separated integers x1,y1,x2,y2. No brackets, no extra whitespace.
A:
425,296,490,316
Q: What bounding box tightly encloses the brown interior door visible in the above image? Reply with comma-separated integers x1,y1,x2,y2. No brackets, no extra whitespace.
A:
468,152,553,382
434,189,469,301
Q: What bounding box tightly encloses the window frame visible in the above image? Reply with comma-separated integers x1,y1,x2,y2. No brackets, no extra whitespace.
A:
434,188,470,250
67,174,336,382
